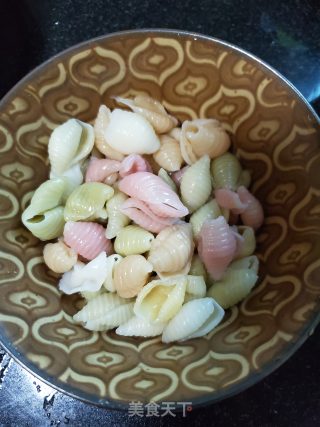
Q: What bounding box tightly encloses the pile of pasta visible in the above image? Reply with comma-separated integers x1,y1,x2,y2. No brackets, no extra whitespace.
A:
22,95,264,343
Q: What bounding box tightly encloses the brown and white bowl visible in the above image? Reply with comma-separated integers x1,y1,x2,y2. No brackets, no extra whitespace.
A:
0,29,319,409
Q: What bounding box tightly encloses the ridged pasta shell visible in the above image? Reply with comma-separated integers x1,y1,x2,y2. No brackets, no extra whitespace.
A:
59,252,108,295
190,199,222,239
49,118,94,175
238,186,264,230
43,240,77,273
64,221,113,260
134,277,187,323
81,290,103,301
85,157,121,183
148,223,194,274
153,136,183,172
180,119,230,165
114,225,154,256
211,152,242,191
158,168,177,192
207,268,258,309
185,275,207,302
189,254,207,282
198,216,237,280
105,191,130,239
94,105,124,161
103,254,123,292
114,255,153,298
180,155,212,212
229,255,259,274
105,109,160,155
22,206,65,241
115,95,178,134
73,293,133,331
64,182,114,221
235,226,256,258
116,315,165,337
162,297,224,343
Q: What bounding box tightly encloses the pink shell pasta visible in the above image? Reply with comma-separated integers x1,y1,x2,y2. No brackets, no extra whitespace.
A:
119,172,188,218
237,186,264,230
85,157,121,183
121,198,176,233
198,216,237,280
64,221,113,260
215,188,247,213
119,154,152,178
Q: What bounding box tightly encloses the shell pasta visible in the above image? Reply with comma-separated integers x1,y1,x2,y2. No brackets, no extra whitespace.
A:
21,95,264,342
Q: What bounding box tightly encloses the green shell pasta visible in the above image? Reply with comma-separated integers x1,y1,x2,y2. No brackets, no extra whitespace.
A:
22,206,65,240
190,199,222,239
64,182,114,221
114,225,154,256
211,152,242,190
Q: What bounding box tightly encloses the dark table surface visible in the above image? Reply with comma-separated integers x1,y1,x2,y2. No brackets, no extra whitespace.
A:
0,0,319,426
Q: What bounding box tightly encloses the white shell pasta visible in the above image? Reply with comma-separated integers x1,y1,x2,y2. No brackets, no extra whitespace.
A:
207,267,258,308
105,109,160,155
43,240,77,273
148,223,194,274
114,225,155,256
116,315,165,337
190,199,222,239
180,155,212,212
59,252,108,295
94,105,124,161
114,255,153,298
73,293,133,331
105,191,130,239
103,254,123,292
134,277,187,323
162,297,224,343
49,119,94,175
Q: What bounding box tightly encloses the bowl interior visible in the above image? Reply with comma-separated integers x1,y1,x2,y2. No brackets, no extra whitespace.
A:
0,30,319,408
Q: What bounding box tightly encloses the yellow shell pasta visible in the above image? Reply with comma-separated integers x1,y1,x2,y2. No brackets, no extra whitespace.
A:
189,254,207,282
153,136,183,172
103,254,123,292
184,275,207,303
49,118,94,176
207,267,258,308
148,223,194,274
105,191,130,239
73,293,134,331
43,240,77,273
180,155,212,212
134,276,187,323
114,225,155,256
115,95,178,134
64,182,114,221
114,255,153,298
211,152,242,191
190,199,222,239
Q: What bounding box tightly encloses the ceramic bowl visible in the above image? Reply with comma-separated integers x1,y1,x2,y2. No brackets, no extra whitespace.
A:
0,29,319,409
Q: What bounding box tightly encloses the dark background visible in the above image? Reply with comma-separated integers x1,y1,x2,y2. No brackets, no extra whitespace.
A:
0,0,319,425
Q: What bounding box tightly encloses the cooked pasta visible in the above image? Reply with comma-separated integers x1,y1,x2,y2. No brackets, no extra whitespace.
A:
114,225,154,256
148,223,194,274
114,255,153,298
115,95,178,134
64,221,113,260
49,118,94,176
180,119,230,164
162,297,225,343
22,95,264,342
43,240,78,273
180,155,212,212
134,277,187,323
64,182,114,221
207,267,258,308
105,191,130,239
153,136,183,172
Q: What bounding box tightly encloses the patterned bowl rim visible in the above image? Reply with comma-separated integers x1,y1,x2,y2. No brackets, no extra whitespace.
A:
0,28,319,410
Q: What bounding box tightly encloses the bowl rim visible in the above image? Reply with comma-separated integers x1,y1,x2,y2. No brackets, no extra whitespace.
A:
0,28,319,411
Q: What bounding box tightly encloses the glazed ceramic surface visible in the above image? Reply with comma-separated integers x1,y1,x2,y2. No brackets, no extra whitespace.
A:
0,30,319,408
